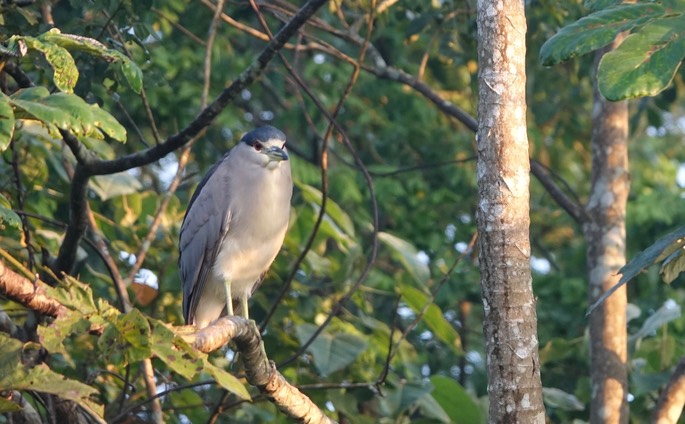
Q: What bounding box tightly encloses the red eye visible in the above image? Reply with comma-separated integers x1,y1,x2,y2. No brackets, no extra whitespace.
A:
254,141,263,151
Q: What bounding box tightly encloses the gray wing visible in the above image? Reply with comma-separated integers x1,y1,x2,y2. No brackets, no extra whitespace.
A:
178,152,233,324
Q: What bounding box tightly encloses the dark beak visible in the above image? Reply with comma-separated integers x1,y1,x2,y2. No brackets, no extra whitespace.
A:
264,146,288,161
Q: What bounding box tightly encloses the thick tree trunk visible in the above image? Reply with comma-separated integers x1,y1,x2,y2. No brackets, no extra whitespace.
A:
475,1,545,422
584,37,630,424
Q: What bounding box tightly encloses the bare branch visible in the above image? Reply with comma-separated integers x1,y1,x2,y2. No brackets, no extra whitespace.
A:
0,259,67,318
185,317,336,424
652,356,685,423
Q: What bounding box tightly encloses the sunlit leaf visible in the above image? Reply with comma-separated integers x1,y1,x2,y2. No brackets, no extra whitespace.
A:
90,173,143,200
149,321,203,380
378,232,429,284
10,35,79,92
98,309,152,366
400,284,463,355
45,276,98,315
588,225,685,314
38,309,91,355
0,334,102,418
299,183,356,237
0,92,15,151
295,323,368,377
540,3,664,66
599,15,685,100
0,194,21,229
203,360,251,400
429,375,480,423
542,387,585,411
630,299,681,343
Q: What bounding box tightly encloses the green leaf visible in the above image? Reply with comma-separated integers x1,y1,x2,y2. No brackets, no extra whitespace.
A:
540,3,664,66
0,334,102,418
378,232,429,284
295,323,368,377
299,183,356,237
45,276,98,315
0,194,21,229
660,248,685,284
630,299,681,343
400,284,463,355
0,92,15,151
98,309,152,366
14,35,79,92
379,380,434,416
10,86,51,101
38,29,143,94
89,102,127,142
429,375,480,424
150,321,203,380
542,387,585,411
90,173,143,200
588,225,685,314
120,60,144,94
202,360,251,400
599,15,685,100
38,309,91,355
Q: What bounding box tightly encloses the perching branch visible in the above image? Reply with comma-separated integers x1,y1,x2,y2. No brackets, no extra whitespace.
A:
652,355,685,423
0,259,66,318
186,317,336,424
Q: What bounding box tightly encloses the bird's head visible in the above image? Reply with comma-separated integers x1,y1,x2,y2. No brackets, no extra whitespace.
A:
240,126,289,170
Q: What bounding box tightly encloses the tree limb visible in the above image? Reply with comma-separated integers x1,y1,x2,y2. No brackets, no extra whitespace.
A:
652,356,685,423
0,260,66,318
186,317,336,424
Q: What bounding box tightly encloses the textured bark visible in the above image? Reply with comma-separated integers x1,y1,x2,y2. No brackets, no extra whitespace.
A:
475,1,545,422
653,356,685,423
584,36,630,424
185,318,335,424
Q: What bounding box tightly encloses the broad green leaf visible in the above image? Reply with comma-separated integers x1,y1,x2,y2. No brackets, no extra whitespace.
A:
660,248,685,284
584,0,622,11
150,321,203,380
10,98,74,134
542,387,585,411
91,173,143,200
295,323,368,377
10,86,50,101
599,15,685,100
98,309,152,366
0,92,15,151
89,102,127,142
38,29,143,94
379,380,434,417
401,284,463,354
0,334,102,417
429,375,480,424
13,35,79,92
630,299,681,343
45,276,98,315
378,232,429,284
588,225,685,314
540,3,664,66
0,194,21,229
299,183,356,237
120,60,144,94
202,360,251,400
37,309,91,355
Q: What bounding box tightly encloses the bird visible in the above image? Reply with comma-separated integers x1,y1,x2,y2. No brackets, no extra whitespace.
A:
178,126,293,328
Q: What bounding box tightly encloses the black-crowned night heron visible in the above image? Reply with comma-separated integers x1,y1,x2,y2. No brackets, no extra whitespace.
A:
179,126,293,328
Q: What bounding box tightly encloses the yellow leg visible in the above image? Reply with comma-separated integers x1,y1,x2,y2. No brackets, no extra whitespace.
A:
240,295,249,319
224,279,234,316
